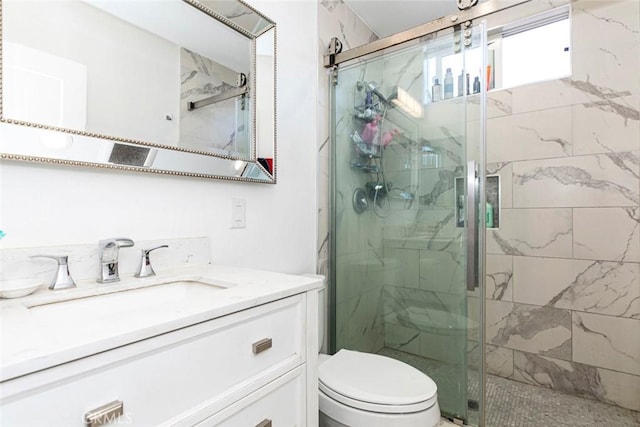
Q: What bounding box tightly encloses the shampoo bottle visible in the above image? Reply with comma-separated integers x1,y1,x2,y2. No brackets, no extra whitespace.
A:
432,78,442,102
457,71,464,97
444,68,454,99
486,201,494,228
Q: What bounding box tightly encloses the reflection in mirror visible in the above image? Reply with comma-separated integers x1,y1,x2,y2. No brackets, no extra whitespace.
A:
0,0,276,183
199,0,273,36
180,48,251,157
3,0,251,155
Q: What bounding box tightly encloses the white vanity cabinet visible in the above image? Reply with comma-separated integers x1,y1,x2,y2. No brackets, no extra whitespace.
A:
0,292,319,426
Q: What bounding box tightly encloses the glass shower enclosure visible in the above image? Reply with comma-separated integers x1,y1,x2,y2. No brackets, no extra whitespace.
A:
329,21,487,425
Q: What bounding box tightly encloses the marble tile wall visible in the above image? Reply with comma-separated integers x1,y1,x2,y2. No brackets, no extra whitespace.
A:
179,49,249,156
317,0,378,278
483,0,640,411
317,1,382,353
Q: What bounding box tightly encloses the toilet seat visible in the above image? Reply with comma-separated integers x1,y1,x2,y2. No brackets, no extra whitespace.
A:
319,349,438,414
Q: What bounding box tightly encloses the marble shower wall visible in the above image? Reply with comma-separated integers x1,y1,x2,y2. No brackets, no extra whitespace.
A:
179,48,249,157
318,1,382,353
317,0,379,276
483,0,640,411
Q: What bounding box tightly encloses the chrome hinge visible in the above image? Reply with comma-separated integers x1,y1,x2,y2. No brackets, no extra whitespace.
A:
330,66,339,86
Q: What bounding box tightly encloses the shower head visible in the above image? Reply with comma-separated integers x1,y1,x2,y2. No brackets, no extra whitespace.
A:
357,81,393,106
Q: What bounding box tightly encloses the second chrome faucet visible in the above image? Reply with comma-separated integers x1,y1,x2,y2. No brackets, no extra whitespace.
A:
98,238,169,283
135,245,169,278
98,238,134,283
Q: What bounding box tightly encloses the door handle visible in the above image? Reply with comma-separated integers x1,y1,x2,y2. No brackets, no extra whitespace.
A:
84,400,124,427
466,160,478,291
252,338,273,355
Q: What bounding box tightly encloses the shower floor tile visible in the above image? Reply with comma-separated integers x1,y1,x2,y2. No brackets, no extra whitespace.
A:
483,374,640,427
377,347,640,427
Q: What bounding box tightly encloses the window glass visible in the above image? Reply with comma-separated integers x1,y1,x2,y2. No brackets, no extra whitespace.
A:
501,19,570,88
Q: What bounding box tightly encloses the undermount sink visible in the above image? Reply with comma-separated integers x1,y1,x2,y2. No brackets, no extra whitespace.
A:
27,279,231,321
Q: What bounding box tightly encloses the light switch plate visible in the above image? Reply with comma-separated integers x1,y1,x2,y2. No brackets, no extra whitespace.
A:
231,198,246,229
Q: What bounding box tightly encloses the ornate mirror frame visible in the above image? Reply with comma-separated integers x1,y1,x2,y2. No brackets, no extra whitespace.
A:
0,0,277,183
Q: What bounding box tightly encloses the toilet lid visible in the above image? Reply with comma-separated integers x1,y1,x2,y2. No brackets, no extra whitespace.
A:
319,349,437,413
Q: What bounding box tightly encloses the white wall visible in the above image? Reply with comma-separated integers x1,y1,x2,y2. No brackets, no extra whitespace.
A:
0,0,319,275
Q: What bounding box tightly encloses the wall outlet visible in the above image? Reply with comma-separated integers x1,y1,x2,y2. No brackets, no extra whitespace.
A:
231,198,246,229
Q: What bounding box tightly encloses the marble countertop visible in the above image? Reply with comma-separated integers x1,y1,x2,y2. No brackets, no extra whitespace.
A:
0,264,322,382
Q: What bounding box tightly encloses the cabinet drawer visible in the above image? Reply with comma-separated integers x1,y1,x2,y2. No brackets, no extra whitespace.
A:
0,295,305,426
196,365,305,427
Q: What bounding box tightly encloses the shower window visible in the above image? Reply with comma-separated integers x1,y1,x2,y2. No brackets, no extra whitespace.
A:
423,6,570,99
499,17,570,88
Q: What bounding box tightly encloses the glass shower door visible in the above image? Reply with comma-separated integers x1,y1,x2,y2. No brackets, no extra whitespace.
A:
330,21,487,425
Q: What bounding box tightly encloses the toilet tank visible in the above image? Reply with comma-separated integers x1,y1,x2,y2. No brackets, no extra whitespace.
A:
303,274,326,352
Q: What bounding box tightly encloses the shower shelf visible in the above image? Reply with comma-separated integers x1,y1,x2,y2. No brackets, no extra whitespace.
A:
350,162,381,173
353,114,376,122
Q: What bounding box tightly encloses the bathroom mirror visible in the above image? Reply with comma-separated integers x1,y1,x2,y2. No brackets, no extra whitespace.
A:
0,0,277,182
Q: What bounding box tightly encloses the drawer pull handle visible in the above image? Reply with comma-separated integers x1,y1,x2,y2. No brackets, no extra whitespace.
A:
84,400,124,427
252,338,273,354
256,419,272,427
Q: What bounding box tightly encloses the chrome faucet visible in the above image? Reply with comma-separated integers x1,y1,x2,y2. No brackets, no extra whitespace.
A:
30,255,77,290
98,238,134,283
135,245,169,278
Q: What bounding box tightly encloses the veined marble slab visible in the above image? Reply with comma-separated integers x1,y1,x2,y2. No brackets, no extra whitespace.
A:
511,76,636,116
383,247,419,288
487,106,573,163
383,285,466,318
487,208,572,258
335,249,384,302
511,79,587,115
573,207,640,262
344,290,385,353
419,329,466,365
487,89,514,118
486,300,572,360
513,256,639,318
486,254,513,301
335,299,350,350
384,321,420,354
334,192,384,256
487,344,515,378
573,312,640,376
512,152,639,208
319,0,378,52
571,0,640,98
571,0,640,54
573,95,640,156
419,248,465,295
383,211,463,250
513,350,640,412
418,167,462,209
180,49,244,154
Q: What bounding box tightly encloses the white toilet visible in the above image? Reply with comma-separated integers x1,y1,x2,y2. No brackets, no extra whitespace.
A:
315,281,441,427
